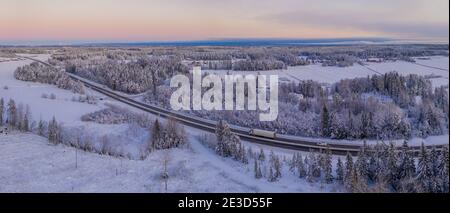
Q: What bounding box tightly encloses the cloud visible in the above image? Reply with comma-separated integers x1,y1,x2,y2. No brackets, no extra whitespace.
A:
260,0,449,39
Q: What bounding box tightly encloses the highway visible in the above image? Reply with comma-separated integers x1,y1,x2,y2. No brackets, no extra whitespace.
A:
21,56,446,155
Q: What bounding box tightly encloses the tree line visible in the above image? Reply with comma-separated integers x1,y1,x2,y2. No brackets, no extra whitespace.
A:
211,120,449,193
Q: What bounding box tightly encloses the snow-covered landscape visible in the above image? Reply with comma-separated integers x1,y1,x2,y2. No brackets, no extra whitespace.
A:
1,46,448,193
0,53,335,192
205,56,449,88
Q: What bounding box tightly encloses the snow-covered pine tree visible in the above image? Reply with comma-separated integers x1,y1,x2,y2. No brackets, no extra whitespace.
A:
350,167,368,193
258,148,266,161
48,116,59,145
298,154,307,178
37,118,46,136
268,165,275,182
336,157,344,184
307,152,320,182
151,119,162,150
16,103,24,131
429,146,441,192
254,160,262,179
386,142,399,190
228,134,241,159
355,150,368,184
398,140,415,180
321,104,330,137
164,118,186,149
430,146,439,178
344,152,354,189
240,144,249,164
438,146,449,193
416,143,432,192
324,148,333,183
289,153,298,172
0,98,4,126
7,99,17,128
247,147,254,160
22,104,31,132
269,151,282,181
215,120,228,156
215,120,240,158
305,154,313,182
235,143,243,161
367,153,378,182
312,153,321,179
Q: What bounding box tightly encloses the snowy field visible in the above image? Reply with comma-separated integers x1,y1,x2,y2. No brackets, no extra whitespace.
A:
0,132,332,193
0,54,104,124
205,56,449,88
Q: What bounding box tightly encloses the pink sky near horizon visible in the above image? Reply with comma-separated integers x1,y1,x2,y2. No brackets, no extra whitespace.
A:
1,0,448,42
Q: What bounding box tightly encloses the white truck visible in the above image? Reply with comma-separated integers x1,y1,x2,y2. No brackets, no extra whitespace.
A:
249,129,277,139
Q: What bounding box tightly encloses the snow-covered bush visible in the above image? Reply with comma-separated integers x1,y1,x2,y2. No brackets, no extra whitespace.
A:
81,103,152,127
150,118,186,150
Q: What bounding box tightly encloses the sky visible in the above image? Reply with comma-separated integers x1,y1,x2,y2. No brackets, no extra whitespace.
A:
0,0,448,43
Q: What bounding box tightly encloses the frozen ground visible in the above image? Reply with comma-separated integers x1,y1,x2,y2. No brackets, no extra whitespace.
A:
0,132,333,192
0,54,104,124
205,56,449,88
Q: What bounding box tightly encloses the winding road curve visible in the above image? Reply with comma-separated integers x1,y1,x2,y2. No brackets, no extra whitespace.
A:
21,56,446,155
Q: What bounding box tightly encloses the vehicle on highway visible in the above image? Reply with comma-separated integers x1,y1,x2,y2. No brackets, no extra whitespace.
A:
249,129,277,139
317,142,328,147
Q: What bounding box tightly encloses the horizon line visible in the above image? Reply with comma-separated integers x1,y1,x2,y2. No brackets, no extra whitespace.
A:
0,37,448,47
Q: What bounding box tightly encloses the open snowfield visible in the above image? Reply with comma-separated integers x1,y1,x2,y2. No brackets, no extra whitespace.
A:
0,132,332,192
205,56,449,88
0,54,104,124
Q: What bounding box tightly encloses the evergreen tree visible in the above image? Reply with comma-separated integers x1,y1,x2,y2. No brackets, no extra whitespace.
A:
429,146,441,192
215,120,228,156
0,98,4,126
355,149,368,182
254,160,262,179
344,152,354,189
151,119,162,150
48,116,59,145
416,143,432,192
386,142,399,190
7,99,17,128
307,152,320,182
37,118,46,136
336,158,344,184
240,144,249,164
430,146,440,177
258,148,266,161
268,165,275,182
270,151,282,181
360,111,369,138
321,104,330,137
324,148,333,183
439,146,449,193
17,103,24,131
289,153,298,172
298,154,307,178
215,120,240,158
367,154,378,182
350,167,368,193
22,105,30,132
398,141,414,179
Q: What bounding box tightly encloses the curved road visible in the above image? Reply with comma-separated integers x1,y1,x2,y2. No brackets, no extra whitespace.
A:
22,56,446,155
